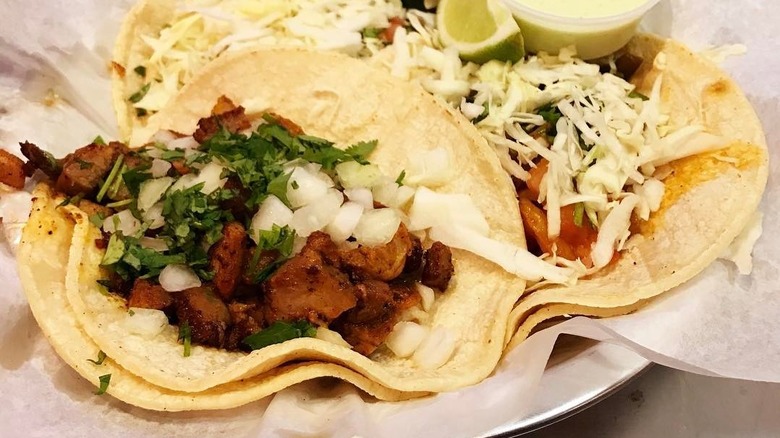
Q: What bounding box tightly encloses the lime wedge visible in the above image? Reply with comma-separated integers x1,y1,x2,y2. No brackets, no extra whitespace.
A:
437,0,525,64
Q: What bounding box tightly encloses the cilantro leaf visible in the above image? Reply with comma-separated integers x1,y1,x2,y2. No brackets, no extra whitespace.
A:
95,374,111,395
133,65,147,78
179,321,192,357
121,165,152,197
573,203,585,227
242,321,317,350
87,350,107,365
395,170,406,186
628,90,649,101
344,140,378,164
266,171,292,206
128,83,150,104
537,103,562,135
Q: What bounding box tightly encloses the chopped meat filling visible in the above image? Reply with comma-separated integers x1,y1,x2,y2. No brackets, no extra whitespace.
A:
127,279,173,311
192,98,251,143
56,142,126,196
340,224,414,281
224,302,264,351
421,241,454,291
263,232,357,326
173,287,231,348
19,141,61,178
209,221,248,301
0,150,26,190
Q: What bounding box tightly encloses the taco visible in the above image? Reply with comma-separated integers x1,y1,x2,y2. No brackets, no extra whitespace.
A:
504,34,768,349
18,183,424,410
16,47,551,403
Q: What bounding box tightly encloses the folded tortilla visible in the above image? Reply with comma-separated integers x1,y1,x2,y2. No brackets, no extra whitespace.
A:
20,184,424,411
505,34,768,350
27,48,528,397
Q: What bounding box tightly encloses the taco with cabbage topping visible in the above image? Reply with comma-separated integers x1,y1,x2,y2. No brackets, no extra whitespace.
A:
16,48,539,405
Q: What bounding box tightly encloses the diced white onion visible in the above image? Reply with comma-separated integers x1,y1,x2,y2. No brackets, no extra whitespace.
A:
192,162,227,195
159,264,201,292
315,327,352,349
416,283,435,312
137,177,174,212
412,326,456,369
139,237,169,252
639,178,665,213
344,187,374,210
122,308,169,338
385,321,429,358
167,135,199,150
287,167,333,208
250,195,294,242
335,162,383,189
150,129,177,146
103,209,141,237
150,159,172,178
372,182,400,207
405,148,454,187
460,100,485,120
290,189,343,237
408,187,489,235
325,201,364,242
352,208,401,247
143,202,165,229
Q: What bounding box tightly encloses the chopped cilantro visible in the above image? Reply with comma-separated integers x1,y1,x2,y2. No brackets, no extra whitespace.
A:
290,180,299,190
266,171,292,206
573,203,585,227
87,350,107,365
242,321,317,350
179,321,192,357
628,90,649,101
121,165,152,197
101,234,125,266
95,373,111,395
135,108,148,118
105,199,133,209
128,309,135,316
133,65,147,78
537,103,562,135
89,212,105,228
92,136,106,145
96,155,124,202
160,149,185,160
128,83,150,104
361,27,381,39
56,193,83,208
395,170,406,185
249,225,296,283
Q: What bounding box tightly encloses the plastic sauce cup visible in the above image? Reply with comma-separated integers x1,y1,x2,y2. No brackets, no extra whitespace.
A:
502,0,660,59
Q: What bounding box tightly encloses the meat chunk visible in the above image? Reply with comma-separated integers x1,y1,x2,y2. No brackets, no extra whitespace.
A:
55,141,125,196
262,232,357,326
209,221,248,301
0,150,26,189
519,198,597,266
265,112,304,136
19,141,61,178
403,233,424,274
193,98,251,143
77,199,113,219
243,248,280,285
224,302,264,351
127,278,173,311
333,283,421,356
340,224,413,281
173,287,231,348
421,242,454,291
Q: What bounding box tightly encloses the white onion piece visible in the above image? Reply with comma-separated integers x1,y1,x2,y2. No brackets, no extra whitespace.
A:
385,322,429,358
408,187,489,235
325,201,364,242
287,167,331,208
150,159,172,178
250,195,294,243
150,129,177,146
344,187,374,210
292,235,308,255
167,135,199,150
192,162,227,195
159,264,201,292
412,326,456,369
169,174,197,193
591,195,640,269
143,202,165,230
372,181,399,207
460,101,485,120
352,208,401,247
137,177,173,212
290,189,343,237
416,283,435,312
103,209,141,237
405,148,454,187
429,224,574,283
139,237,168,252
122,308,169,338
395,185,416,208
315,327,352,349
336,162,383,189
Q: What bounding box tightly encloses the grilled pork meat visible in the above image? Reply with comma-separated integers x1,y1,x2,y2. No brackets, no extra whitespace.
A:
209,221,248,301
127,279,173,311
421,241,454,291
173,287,231,348
340,224,414,281
56,141,126,196
0,150,26,190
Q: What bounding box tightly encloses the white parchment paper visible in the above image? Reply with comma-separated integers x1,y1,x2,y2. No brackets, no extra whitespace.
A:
0,1,778,437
